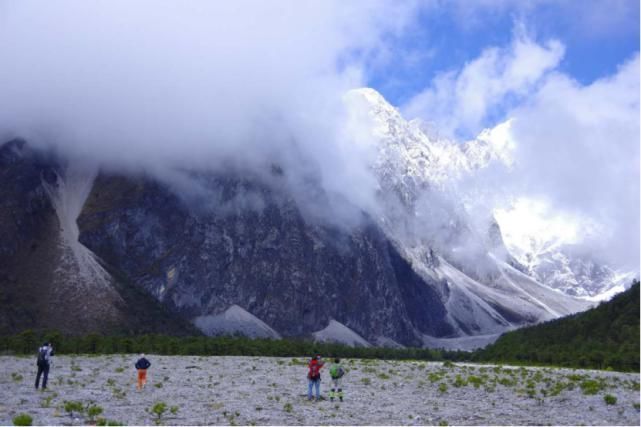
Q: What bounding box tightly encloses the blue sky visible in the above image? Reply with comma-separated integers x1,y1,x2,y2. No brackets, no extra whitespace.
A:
366,0,640,108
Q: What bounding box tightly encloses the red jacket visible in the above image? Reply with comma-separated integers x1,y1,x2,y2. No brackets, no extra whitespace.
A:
308,359,323,380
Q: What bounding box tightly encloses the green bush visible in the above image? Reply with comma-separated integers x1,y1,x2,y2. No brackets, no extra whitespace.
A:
604,395,617,405
97,418,123,426
12,414,33,426
151,402,167,425
580,379,604,395
87,405,104,422
64,401,84,418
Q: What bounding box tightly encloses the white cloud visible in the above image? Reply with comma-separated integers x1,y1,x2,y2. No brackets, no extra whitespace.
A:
0,0,419,221
508,54,640,269
401,29,564,138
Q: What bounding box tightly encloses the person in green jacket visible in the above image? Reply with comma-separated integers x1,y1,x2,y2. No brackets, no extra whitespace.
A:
328,358,346,401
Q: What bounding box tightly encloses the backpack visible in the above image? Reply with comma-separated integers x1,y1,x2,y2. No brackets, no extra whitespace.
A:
330,365,344,379
308,362,321,380
36,347,48,366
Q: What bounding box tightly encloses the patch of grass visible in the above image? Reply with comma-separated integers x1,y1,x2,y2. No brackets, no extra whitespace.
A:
438,383,447,394
632,402,639,411
154,382,163,388
96,418,123,426
64,401,84,418
428,372,442,383
377,372,390,380
283,403,293,413
580,379,605,395
12,414,33,426
151,402,167,425
604,395,617,405
11,372,23,382
497,377,516,387
452,375,467,388
87,405,103,422
361,378,371,386
442,361,454,369
467,375,484,388
567,374,585,382
115,367,126,373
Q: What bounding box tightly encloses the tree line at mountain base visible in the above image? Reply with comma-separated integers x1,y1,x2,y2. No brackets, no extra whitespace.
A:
1,281,637,373
0,330,462,362
470,280,639,373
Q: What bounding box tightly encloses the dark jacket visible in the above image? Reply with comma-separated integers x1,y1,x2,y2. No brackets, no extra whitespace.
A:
135,357,151,370
36,345,54,366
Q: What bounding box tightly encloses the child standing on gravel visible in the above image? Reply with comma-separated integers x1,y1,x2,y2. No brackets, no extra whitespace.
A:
328,358,345,401
135,353,151,390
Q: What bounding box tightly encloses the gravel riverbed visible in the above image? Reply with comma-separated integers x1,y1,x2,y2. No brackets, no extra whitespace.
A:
0,355,639,425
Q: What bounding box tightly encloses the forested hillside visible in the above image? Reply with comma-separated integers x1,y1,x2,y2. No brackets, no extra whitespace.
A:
473,281,639,371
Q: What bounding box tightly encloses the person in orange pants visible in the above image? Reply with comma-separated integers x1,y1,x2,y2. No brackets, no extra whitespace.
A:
135,353,151,390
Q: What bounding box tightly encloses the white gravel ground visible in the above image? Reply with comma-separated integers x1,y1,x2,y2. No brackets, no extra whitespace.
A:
0,355,638,426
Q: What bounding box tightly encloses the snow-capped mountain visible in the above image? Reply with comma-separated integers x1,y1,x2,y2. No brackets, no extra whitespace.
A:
345,87,631,305
0,87,625,349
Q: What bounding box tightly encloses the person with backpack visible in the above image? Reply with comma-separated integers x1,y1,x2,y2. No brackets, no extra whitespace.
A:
135,353,151,390
328,358,346,401
307,354,324,401
35,342,54,390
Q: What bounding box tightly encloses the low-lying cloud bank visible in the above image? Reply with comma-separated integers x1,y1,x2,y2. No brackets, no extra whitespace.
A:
0,0,418,220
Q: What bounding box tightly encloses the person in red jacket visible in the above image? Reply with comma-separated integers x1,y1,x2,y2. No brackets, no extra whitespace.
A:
307,354,324,401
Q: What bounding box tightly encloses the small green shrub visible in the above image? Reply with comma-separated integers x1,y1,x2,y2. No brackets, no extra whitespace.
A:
96,418,123,426
12,414,33,426
11,372,24,382
170,406,179,415
428,372,442,383
40,395,54,408
580,379,604,395
438,383,447,394
468,375,484,388
283,403,293,413
151,402,167,425
452,375,467,387
87,405,104,422
64,401,84,418
604,395,617,405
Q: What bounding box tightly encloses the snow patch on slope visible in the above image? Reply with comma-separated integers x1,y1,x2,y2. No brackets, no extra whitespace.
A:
194,305,281,339
42,164,112,289
313,320,372,347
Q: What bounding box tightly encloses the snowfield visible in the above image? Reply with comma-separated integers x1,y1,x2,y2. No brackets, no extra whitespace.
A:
0,355,638,426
